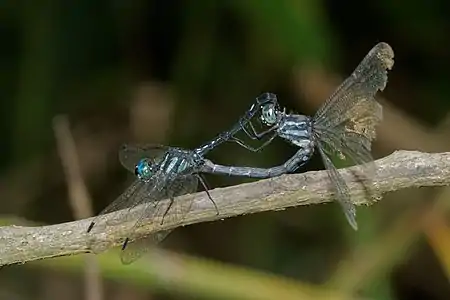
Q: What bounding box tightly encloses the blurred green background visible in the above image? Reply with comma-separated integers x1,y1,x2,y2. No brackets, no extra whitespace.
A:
1,1,450,299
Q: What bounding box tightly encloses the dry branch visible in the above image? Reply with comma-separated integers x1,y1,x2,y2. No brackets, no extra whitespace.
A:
1,150,450,266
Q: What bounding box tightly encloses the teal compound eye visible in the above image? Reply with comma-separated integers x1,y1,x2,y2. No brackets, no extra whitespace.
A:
134,158,154,180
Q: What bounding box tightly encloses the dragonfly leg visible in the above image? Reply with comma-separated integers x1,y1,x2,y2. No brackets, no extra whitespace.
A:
196,174,219,215
248,121,277,139
160,198,174,225
253,132,278,151
239,119,256,138
231,131,278,152
240,119,277,140
231,136,260,152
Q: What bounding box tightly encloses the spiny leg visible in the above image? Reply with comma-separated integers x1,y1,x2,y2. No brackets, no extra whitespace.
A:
160,197,174,226
196,173,219,215
240,118,277,140
231,136,260,152
247,120,278,139
239,117,262,139
231,131,278,152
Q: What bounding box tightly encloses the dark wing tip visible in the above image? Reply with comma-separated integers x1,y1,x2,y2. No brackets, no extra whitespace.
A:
372,42,395,70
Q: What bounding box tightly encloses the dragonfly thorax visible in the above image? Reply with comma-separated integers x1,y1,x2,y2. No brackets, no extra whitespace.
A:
134,148,203,181
277,114,314,150
161,148,203,176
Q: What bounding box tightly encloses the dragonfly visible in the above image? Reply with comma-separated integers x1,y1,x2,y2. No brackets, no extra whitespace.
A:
201,42,395,230
87,93,279,264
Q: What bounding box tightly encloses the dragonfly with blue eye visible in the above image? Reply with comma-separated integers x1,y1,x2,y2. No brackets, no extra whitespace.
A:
88,42,394,264
87,93,279,264
202,42,395,230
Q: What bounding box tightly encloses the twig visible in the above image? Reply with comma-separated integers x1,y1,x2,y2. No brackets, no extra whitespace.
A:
0,150,449,266
53,115,104,300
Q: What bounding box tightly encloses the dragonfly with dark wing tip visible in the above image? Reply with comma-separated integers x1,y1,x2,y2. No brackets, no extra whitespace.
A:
87,93,279,264
88,42,394,263
201,42,395,230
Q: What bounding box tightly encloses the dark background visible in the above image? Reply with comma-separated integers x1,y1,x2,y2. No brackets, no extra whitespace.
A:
1,1,450,299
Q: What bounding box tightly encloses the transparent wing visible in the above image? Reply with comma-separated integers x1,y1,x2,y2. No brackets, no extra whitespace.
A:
314,42,393,130
119,144,169,173
87,178,151,231
120,174,199,264
87,161,168,236
317,142,357,230
314,97,382,177
312,43,392,213
161,175,199,229
118,231,172,264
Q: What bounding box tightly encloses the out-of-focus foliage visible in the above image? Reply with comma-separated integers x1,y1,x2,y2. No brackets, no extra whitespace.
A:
1,1,450,299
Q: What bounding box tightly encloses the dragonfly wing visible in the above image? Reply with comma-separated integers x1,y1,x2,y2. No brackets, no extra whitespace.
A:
87,176,163,257
87,179,148,231
119,230,172,265
312,43,392,214
119,144,169,173
316,99,379,176
120,174,199,264
314,42,393,131
159,174,199,229
317,141,357,230
314,82,384,201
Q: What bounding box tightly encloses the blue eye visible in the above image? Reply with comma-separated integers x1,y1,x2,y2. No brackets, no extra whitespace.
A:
134,159,153,180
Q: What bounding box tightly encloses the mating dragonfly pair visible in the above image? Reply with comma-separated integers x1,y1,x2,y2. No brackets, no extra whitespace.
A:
87,42,395,264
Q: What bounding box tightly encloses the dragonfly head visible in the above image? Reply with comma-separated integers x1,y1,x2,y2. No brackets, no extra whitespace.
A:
260,102,282,126
134,158,156,180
